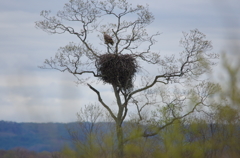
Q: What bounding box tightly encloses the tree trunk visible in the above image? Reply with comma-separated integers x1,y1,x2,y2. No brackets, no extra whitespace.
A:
112,85,125,158
116,123,124,158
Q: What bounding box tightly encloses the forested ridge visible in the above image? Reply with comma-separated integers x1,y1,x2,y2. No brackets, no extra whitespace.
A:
0,121,73,152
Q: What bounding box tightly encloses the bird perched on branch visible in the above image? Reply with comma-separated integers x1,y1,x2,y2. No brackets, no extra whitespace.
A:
103,32,114,45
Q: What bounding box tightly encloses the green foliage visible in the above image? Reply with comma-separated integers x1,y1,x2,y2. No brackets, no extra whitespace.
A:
0,148,53,158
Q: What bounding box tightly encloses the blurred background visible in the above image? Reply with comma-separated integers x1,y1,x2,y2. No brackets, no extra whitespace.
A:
0,0,239,123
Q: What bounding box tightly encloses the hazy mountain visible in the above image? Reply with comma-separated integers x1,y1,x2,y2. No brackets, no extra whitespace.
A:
0,121,78,152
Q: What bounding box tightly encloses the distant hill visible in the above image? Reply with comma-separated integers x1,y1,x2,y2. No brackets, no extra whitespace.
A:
0,121,79,152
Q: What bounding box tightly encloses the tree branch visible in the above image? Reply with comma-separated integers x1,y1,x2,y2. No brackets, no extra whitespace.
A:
87,83,117,121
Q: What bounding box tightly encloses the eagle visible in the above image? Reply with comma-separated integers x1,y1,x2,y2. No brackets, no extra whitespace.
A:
103,32,114,45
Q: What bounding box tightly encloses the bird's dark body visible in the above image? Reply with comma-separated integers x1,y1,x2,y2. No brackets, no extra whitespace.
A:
104,33,114,45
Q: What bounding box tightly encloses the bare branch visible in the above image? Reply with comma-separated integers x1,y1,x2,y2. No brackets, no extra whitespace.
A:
87,83,117,122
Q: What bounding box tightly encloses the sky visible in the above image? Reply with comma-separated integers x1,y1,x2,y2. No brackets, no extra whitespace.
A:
0,0,239,123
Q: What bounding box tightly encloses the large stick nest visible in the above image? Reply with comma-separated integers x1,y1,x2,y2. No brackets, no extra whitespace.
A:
96,54,138,90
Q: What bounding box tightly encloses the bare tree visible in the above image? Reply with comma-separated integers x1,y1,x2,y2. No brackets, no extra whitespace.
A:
36,0,218,157
67,104,104,157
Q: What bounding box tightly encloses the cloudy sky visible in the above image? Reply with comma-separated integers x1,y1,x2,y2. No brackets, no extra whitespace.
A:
0,0,239,123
